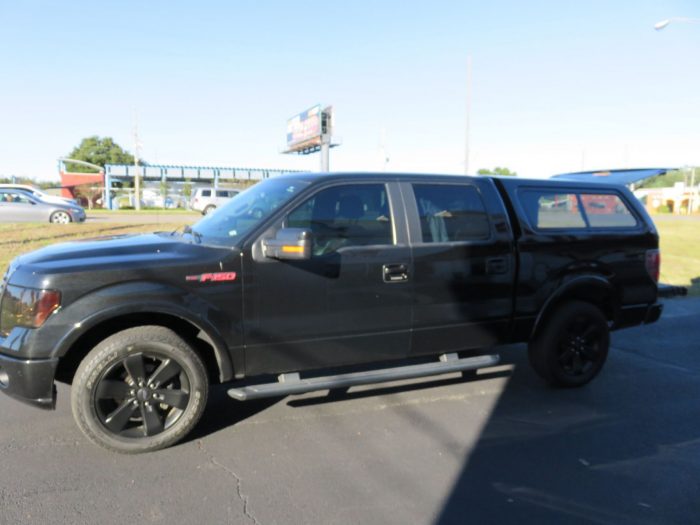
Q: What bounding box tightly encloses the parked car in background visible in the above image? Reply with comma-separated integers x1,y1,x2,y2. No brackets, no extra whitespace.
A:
190,187,240,215
0,184,77,206
140,189,187,209
0,189,85,223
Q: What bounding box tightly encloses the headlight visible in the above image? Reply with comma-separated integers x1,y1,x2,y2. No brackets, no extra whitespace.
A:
0,285,61,336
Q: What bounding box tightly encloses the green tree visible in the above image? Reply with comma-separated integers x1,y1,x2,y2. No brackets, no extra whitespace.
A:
477,166,517,176
182,178,192,208
637,169,689,189
159,179,168,209
65,136,137,172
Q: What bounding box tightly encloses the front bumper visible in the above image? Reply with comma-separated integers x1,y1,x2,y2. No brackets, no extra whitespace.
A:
0,352,58,409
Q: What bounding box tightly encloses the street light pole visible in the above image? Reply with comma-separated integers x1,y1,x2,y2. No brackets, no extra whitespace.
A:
465,55,472,175
133,113,142,211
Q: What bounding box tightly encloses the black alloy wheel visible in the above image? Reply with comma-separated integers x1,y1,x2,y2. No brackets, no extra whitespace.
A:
72,326,208,453
555,313,603,377
528,300,610,387
94,352,191,438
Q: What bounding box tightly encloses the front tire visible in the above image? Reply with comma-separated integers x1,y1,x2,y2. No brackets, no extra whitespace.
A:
528,301,610,388
71,326,208,453
50,211,72,224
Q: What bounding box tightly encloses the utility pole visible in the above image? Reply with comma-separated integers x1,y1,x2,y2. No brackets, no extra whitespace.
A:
465,55,472,175
689,166,696,215
133,112,141,211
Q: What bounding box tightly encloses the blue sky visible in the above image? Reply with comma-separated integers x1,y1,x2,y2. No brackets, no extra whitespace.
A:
1,0,698,180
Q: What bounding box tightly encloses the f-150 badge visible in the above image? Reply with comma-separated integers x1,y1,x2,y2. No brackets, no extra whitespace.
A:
186,272,237,283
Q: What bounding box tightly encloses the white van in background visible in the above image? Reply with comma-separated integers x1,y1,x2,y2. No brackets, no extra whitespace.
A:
190,187,240,215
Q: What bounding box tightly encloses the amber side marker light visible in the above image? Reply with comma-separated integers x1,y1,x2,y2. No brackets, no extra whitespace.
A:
1,287,61,336
281,245,305,254
33,290,62,327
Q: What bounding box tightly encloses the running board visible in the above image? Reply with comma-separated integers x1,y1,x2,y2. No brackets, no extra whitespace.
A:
227,353,500,401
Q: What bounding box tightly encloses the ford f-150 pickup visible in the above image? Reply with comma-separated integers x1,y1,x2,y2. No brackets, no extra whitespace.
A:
0,172,662,452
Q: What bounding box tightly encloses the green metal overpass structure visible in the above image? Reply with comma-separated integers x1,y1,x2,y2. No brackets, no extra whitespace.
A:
104,163,302,209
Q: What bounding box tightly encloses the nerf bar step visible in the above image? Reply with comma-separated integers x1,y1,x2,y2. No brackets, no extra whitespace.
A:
227,353,500,401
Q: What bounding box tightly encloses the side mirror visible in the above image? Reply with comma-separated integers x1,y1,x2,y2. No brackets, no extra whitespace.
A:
263,228,312,261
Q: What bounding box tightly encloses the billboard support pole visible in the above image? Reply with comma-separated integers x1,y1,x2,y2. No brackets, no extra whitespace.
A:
320,136,330,172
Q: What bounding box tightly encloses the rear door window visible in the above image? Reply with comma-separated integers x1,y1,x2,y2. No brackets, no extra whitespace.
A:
1,191,32,205
216,190,230,198
201,190,211,197
411,184,490,242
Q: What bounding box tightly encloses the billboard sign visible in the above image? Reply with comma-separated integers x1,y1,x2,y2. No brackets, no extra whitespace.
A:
286,105,322,151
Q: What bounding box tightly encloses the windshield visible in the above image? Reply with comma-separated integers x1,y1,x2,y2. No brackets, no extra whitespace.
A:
190,177,310,246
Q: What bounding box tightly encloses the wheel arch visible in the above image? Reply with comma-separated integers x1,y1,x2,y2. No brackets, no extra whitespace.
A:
531,275,618,341
54,306,235,386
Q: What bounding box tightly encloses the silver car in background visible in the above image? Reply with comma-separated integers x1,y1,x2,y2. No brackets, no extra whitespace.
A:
0,184,77,206
0,189,86,223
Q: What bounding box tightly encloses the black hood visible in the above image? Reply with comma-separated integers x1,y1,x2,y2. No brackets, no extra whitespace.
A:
9,233,235,290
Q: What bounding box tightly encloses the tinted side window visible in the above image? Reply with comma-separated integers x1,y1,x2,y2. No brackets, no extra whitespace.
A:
412,184,490,242
0,191,31,204
201,190,211,197
581,194,637,228
521,191,586,229
216,190,229,198
287,184,393,255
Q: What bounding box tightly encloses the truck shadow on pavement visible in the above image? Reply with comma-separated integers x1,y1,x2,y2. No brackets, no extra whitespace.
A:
436,333,700,525
285,368,512,408
185,367,512,442
184,386,279,442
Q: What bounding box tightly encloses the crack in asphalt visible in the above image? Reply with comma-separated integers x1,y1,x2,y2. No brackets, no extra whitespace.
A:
196,440,259,525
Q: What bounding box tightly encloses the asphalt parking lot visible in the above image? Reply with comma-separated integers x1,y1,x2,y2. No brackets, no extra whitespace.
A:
1,298,699,525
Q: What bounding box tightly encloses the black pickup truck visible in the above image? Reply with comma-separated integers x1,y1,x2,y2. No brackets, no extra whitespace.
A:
0,172,662,452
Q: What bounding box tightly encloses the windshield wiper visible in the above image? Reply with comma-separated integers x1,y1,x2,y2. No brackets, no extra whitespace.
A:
177,225,202,244
171,224,187,236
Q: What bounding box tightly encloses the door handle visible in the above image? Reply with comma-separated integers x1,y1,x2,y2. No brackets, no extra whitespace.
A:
486,257,509,275
383,263,409,283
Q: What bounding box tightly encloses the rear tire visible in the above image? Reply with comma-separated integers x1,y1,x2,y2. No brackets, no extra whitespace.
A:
528,301,609,388
203,205,216,215
71,326,208,453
